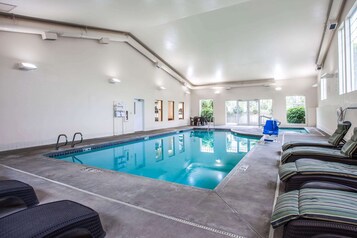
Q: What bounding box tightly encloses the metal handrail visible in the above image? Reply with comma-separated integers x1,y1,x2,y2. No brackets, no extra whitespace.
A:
56,134,68,150
71,132,83,148
259,115,272,127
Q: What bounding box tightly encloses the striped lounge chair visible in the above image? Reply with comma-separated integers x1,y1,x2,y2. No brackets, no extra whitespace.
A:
282,121,351,151
279,158,357,191
281,127,357,164
271,186,357,238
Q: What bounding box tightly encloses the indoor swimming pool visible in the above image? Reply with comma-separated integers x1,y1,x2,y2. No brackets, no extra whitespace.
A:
51,130,260,189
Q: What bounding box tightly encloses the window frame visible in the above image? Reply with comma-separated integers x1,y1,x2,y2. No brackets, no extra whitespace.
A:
338,3,357,94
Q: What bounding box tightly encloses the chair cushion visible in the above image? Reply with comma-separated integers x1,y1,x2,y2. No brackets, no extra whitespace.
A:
279,159,357,181
282,140,332,151
281,146,345,164
328,121,351,146
341,128,357,157
271,188,357,228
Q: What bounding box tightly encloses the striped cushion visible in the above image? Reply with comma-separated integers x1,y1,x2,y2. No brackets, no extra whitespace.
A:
328,121,351,146
341,128,357,157
281,146,345,164
282,140,332,151
271,188,357,228
279,158,357,181
271,190,299,228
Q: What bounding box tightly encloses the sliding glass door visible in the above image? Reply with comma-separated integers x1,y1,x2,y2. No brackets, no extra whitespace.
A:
225,99,272,126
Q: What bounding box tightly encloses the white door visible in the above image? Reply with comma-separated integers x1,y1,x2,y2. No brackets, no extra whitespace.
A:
134,99,144,132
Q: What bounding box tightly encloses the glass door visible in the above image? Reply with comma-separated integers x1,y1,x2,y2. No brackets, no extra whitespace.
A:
225,101,238,124
248,100,259,125
237,101,248,124
226,99,272,126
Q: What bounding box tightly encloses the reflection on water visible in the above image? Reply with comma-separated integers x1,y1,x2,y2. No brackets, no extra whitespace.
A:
56,130,259,189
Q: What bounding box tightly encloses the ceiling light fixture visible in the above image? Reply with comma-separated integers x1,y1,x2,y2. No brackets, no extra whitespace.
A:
159,86,166,90
17,62,37,71
109,78,121,84
275,87,282,91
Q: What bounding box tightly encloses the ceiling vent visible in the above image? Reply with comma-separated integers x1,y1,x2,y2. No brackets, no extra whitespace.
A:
0,2,16,12
328,20,338,30
41,32,58,40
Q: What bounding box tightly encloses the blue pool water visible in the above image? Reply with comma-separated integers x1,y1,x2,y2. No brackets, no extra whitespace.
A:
53,130,259,189
279,128,308,134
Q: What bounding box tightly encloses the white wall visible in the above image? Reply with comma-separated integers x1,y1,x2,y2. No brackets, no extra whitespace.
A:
317,0,357,136
0,30,190,151
191,76,317,127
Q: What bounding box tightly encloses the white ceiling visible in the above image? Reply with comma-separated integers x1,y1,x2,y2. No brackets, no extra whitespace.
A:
2,0,329,85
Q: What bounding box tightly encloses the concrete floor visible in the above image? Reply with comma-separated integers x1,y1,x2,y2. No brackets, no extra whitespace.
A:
0,126,326,238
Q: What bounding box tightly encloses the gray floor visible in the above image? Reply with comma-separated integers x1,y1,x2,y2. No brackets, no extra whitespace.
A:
0,126,326,238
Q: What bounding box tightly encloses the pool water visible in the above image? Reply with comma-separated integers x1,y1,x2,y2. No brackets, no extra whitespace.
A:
279,128,308,134
54,130,259,189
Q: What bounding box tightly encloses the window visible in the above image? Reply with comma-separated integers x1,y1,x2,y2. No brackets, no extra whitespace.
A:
338,4,357,94
321,77,327,100
178,102,184,119
350,7,357,91
155,100,163,122
286,96,306,124
168,101,174,121
339,24,346,94
200,99,213,121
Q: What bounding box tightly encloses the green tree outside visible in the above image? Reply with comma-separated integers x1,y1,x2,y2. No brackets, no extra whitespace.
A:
287,106,305,124
200,99,213,121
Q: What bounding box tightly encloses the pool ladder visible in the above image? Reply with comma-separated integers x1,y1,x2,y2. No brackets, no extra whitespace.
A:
55,132,83,150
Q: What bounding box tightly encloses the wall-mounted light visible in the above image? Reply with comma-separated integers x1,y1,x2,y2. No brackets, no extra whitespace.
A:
312,83,318,88
18,62,37,71
109,78,121,84
185,90,191,94
159,86,166,90
275,87,282,91
214,90,221,94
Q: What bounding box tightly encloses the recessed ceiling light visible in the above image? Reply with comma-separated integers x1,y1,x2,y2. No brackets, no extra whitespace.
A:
275,87,282,91
18,62,37,71
109,78,121,84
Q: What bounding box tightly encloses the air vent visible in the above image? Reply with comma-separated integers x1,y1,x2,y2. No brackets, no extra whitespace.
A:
0,2,16,12
328,21,338,30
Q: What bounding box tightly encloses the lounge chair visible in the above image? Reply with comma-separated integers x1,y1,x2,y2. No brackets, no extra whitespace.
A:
0,200,106,238
279,158,357,191
281,127,357,164
271,182,357,238
281,121,351,151
0,180,39,207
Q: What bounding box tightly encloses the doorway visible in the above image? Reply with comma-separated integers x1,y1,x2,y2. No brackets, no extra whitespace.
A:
225,100,262,126
134,99,144,132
